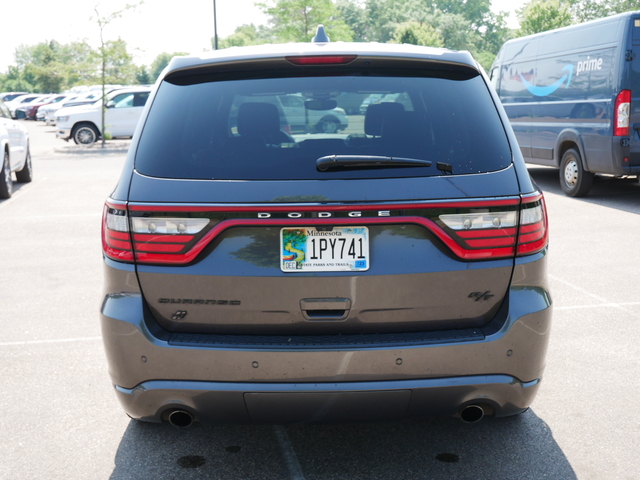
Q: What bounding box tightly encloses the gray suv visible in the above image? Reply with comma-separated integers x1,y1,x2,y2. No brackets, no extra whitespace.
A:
101,30,551,427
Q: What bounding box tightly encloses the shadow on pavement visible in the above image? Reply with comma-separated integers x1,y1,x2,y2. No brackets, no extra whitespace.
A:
528,166,640,215
111,409,576,480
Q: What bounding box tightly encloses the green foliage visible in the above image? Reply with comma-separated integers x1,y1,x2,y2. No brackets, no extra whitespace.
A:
474,50,498,72
569,0,640,22
431,0,492,28
136,66,151,85
517,0,573,36
149,52,189,83
258,0,354,42
217,24,275,49
103,38,138,85
431,12,482,51
391,22,444,47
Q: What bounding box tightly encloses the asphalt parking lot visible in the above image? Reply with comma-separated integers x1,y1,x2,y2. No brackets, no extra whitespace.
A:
1,121,639,479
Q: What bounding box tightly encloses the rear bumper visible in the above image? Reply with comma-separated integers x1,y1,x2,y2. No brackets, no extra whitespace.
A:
101,254,552,423
115,376,539,424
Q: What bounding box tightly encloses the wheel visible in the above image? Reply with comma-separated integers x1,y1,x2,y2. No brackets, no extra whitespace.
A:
0,149,12,199
72,123,99,145
316,117,340,134
559,148,593,197
15,147,32,183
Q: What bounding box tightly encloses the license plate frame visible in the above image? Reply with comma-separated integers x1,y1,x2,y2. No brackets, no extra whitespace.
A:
280,226,370,272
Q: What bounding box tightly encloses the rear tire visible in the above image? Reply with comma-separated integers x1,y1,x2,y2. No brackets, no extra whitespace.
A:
0,150,12,199
559,148,593,197
316,117,340,134
15,148,32,183
72,123,99,145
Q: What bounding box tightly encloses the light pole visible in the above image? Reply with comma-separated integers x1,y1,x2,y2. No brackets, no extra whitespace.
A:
213,0,218,50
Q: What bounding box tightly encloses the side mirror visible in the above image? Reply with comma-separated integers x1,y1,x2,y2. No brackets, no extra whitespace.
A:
106,100,115,108
15,110,26,119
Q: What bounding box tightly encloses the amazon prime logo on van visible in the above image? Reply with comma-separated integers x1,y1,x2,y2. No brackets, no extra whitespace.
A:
520,56,604,97
520,64,573,97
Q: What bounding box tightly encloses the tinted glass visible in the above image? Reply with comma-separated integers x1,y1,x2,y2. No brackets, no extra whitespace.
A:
135,72,511,180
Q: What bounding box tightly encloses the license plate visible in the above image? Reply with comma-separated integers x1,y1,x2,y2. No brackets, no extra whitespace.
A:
280,227,370,272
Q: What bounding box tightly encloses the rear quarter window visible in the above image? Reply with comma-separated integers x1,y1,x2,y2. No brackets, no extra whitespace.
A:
135,68,512,180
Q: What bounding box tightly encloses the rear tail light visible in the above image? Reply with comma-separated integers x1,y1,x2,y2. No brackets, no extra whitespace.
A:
103,195,548,265
516,194,548,256
102,201,210,263
102,202,133,262
614,89,631,136
438,193,548,259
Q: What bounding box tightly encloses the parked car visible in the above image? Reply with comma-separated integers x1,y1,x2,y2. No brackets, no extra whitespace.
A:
55,87,151,144
101,28,551,427
42,91,110,126
279,94,349,133
17,94,68,120
0,92,29,102
5,94,46,117
35,94,73,121
0,99,31,198
491,11,640,196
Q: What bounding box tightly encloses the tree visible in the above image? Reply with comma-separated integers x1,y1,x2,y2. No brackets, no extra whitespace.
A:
517,0,573,36
258,0,354,42
103,39,137,84
568,0,640,22
93,2,142,147
431,12,481,51
149,51,188,83
336,0,368,41
136,66,151,85
0,66,34,93
392,22,444,47
431,0,492,29
218,24,275,49
59,41,99,87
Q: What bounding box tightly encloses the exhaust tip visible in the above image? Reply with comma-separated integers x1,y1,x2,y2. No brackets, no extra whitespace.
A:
459,404,485,423
168,409,195,428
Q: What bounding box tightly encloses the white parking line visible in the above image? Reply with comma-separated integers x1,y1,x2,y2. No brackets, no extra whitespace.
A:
273,425,306,480
549,274,633,313
0,336,102,347
554,302,640,311
0,177,47,209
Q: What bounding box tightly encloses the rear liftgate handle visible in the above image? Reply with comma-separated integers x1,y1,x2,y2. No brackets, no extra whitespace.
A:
300,298,351,321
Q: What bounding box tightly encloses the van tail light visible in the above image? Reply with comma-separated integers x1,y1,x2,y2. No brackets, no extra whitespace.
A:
614,89,631,136
438,193,548,259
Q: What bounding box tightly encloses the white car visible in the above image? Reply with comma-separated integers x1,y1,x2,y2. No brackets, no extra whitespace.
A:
41,94,81,125
55,87,151,145
5,94,46,118
0,100,31,199
278,94,349,133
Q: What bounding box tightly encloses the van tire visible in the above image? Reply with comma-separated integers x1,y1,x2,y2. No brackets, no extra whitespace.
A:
560,148,593,197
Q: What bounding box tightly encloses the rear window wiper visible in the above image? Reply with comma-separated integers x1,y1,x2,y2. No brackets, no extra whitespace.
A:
316,155,433,172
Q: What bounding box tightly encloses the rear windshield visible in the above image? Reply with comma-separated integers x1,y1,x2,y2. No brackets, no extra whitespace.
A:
135,68,511,180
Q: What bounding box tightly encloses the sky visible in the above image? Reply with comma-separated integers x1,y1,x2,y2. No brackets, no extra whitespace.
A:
0,0,529,75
